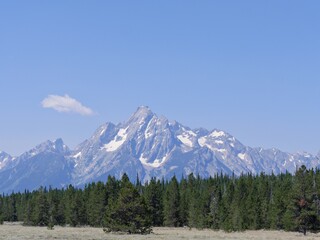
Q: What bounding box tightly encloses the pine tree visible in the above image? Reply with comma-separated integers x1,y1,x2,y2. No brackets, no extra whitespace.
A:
4,168,320,233
243,175,258,230
187,174,198,228
5,194,18,222
55,191,66,225
105,175,120,203
198,180,212,229
72,190,85,226
46,188,58,227
163,176,180,227
230,176,247,231
178,177,189,227
208,178,221,229
219,179,235,231
87,181,106,226
144,177,163,226
103,174,152,234
0,196,3,224
15,193,24,222
33,187,49,226
269,173,293,230
66,188,86,227
256,173,271,229
292,165,319,235
23,197,34,225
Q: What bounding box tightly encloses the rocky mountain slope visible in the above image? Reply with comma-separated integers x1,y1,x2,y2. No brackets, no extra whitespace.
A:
0,106,319,193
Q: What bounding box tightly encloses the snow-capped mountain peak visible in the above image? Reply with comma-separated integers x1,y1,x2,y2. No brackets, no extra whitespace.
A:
0,106,319,193
127,106,154,126
0,151,13,170
24,138,70,157
69,107,320,185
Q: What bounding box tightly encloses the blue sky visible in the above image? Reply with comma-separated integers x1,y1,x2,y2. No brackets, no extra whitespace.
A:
0,1,319,156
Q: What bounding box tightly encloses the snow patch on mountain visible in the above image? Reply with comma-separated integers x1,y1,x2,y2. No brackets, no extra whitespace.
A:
1,106,320,193
238,153,246,160
210,130,226,138
100,128,106,136
0,151,13,170
177,134,193,148
144,117,155,139
103,127,128,152
139,154,163,168
198,137,206,147
73,152,82,158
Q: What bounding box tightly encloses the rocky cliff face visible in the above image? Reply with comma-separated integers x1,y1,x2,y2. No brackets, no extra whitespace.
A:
0,106,319,193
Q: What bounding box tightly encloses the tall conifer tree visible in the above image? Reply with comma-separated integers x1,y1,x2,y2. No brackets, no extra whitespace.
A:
163,175,180,227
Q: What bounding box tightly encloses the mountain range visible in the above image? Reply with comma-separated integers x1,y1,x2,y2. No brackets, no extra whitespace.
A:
1,106,319,193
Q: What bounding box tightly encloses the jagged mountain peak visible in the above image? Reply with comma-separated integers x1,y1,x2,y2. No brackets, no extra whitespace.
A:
91,122,116,141
209,129,228,138
1,106,320,193
0,138,72,193
127,106,155,125
135,105,152,114
0,150,11,158
0,151,13,170
53,138,70,153
24,138,70,157
193,128,210,136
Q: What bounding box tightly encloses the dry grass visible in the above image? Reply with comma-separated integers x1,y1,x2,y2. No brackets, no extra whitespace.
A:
1,222,320,240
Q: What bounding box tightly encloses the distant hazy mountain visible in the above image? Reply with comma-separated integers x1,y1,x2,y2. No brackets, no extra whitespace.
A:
0,151,13,171
0,139,72,193
1,106,319,193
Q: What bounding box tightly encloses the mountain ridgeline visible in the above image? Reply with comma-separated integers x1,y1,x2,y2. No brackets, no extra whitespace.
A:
0,106,319,193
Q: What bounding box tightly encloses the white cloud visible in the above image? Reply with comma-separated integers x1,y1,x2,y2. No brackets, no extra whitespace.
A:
41,94,94,116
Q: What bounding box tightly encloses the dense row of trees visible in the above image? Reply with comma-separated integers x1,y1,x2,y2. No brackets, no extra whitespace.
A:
1,166,320,234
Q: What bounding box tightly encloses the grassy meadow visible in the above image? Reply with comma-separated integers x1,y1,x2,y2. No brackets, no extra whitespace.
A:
1,222,319,240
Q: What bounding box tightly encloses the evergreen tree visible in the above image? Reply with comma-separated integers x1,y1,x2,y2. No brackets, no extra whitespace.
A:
65,186,86,227
47,188,59,226
144,177,163,226
23,197,34,225
197,180,212,229
55,192,66,225
292,165,319,235
243,175,259,230
178,177,189,227
163,176,180,227
256,173,271,229
4,194,18,222
219,179,234,231
74,190,86,226
208,178,221,229
103,174,152,234
33,187,49,226
3,167,320,233
105,175,120,202
0,196,3,224
269,173,293,230
187,174,197,228
87,181,106,226
15,193,24,222
230,176,247,231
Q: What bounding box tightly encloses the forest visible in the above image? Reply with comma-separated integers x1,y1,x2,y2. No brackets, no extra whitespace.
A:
0,165,320,235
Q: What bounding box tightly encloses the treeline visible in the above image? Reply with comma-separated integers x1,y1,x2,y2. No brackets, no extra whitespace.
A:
0,165,320,234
